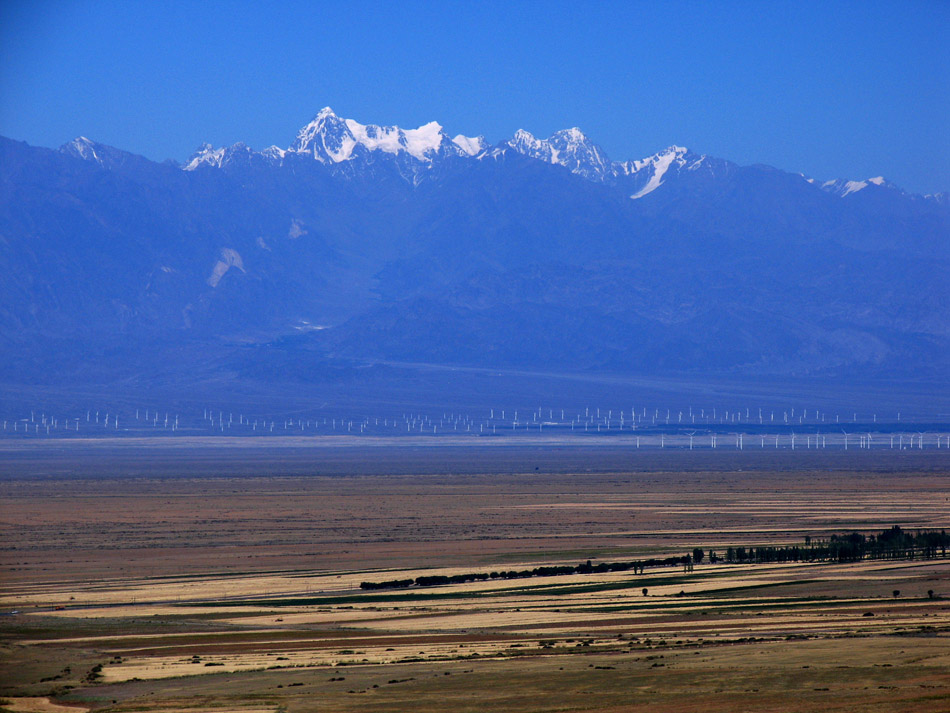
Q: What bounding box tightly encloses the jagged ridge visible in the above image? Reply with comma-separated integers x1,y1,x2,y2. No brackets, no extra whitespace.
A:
64,108,927,202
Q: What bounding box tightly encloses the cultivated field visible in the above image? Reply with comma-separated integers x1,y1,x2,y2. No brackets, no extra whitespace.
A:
1,443,948,712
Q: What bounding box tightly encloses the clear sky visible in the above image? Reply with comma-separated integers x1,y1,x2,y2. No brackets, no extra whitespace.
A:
1,0,948,193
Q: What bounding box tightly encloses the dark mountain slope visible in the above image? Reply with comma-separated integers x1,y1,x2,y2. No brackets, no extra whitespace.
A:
0,115,947,387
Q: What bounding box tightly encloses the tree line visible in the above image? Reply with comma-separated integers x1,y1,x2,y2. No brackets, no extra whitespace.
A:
360,556,687,590
717,526,948,564
359,526,948,591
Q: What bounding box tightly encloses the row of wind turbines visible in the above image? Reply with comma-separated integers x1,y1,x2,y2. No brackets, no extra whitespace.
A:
1,404,948,449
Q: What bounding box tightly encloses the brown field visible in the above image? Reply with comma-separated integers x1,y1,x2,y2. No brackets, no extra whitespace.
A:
1,442,949,712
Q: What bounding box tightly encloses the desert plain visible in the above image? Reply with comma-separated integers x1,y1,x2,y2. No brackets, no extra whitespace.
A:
1,441,948,712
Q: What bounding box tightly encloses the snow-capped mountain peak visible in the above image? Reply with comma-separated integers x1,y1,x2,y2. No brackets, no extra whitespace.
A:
821,175,894,197
60,136,146,170
58,107,933,206
343,118,448,161
183,142,259,171
166,109,929,205
292,107,355,162
558,127,587,141
290,109,462,163
173,109,713,195
63,136,101,162
624,145,689,172
261,145,287,161
184,109,468,171
185,143,227,170
547,127,612,181
505,127,612,180
507,129,555,161
622,146,696,199
452,134,488,157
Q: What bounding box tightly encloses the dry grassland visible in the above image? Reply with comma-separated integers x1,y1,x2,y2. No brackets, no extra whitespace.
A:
1,445,949,712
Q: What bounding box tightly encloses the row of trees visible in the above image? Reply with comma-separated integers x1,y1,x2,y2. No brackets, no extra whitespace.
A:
721,527,949,564
359,527,948,591
360,556,688,590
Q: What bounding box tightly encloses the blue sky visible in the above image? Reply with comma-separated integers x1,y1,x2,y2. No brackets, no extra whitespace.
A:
1,0,948,193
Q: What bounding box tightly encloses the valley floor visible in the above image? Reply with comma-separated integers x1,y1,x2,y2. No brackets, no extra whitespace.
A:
1,445,948,712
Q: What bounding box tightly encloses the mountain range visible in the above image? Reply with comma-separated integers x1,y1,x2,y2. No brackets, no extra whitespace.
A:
1,107,948,391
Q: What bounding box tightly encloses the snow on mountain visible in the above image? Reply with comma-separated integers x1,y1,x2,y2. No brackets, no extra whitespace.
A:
62,136,103,163
290,106,356,162
452,134,488,156
166,108,935,203
175,107,722,199
344,118,446,161
173,111,720,202
261,145,287,161
184,142,262,171
504,127,621,181
172,108,730,197
288,107,466,163
206,248,245,288
60,136,153,171
185,107,466,170
821,176,893,197
185,143,228,170
506,129,559,164
502,132,709,195
621,146,692,199
547,128,613,181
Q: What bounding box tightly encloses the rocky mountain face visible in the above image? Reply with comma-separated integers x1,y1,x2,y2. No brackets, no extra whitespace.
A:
1,108,947,387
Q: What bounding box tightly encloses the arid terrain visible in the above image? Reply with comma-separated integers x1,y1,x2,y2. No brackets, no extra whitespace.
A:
2,442,948,712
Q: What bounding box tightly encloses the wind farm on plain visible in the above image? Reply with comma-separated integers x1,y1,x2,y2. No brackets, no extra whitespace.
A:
3,401,948,452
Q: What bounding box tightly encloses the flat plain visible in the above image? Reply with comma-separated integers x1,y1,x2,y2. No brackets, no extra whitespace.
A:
1,442,949,712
